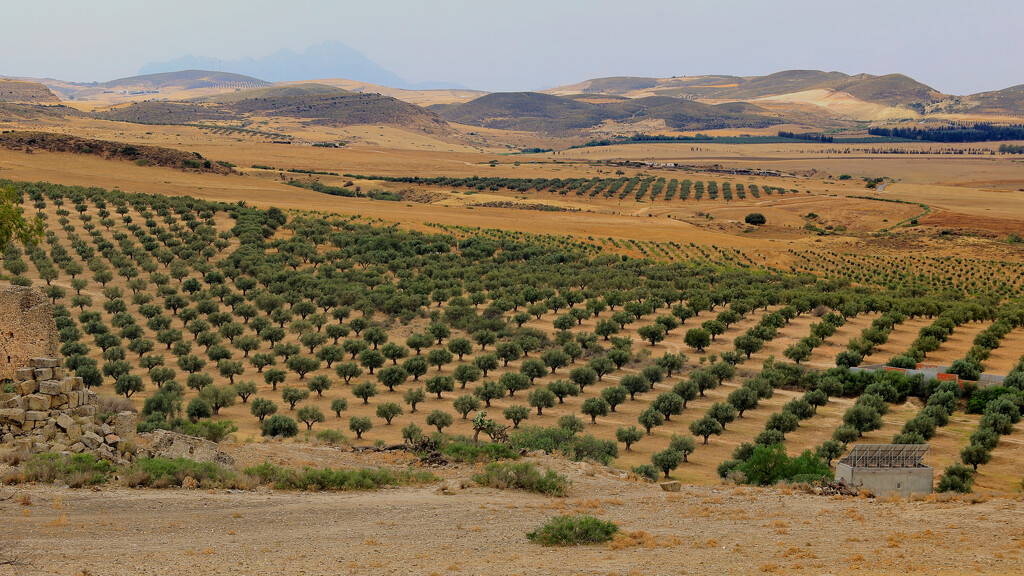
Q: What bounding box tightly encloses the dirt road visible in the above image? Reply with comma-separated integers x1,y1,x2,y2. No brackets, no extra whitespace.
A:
2,450,1022,576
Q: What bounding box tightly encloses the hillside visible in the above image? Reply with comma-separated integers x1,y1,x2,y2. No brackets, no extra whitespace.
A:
278,78,487,106
0,131,232,173
0,79,61,104
39,70,271,106
95,84,451,134
95,101,231,124
961,84,1024,115
544,70,954,122
550,70,945,106
438,92,779,134
198,82,347,103
98,70,270,91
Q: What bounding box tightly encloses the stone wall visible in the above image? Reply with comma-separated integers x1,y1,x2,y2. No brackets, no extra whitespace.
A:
0,286,60,381
0,357,137,465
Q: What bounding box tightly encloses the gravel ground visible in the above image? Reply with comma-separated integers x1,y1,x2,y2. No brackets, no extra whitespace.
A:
2,449,1023,576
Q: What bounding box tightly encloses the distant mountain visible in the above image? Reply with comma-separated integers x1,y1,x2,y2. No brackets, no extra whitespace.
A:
99,70,270,90
139,41,464,90
436,92,778,135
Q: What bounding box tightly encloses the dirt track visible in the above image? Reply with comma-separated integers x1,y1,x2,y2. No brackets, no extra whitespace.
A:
2,449,1023,576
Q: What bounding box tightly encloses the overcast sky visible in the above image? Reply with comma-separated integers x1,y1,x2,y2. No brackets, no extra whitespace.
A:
2,0,1021,94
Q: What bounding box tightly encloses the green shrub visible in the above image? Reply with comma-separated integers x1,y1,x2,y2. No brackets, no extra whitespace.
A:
472,461,570,496
509,426,618,465
243,461,435,490
966,387,1015,414
937,462,975,493
127,457,239,488
261,414,299,437
631,464,660,482
23,453,113,486
441,440,520,463
135,416,236,442
527,515,618,546
314,428,349,445
732,444,832,485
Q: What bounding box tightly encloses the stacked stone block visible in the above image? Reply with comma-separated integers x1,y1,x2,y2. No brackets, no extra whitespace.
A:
0,358,137,464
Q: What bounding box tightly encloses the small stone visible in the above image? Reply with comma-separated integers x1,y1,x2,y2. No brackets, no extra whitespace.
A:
104,433,120,445
15,368,36,382
69,442,86,453
31,358,60,369
660,481,682,492
181,476,199,489
33,368,53,381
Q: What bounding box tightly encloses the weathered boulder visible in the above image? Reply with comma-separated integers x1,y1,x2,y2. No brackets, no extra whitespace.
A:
143,429,235,467
81,431,103,450
660,481,682,492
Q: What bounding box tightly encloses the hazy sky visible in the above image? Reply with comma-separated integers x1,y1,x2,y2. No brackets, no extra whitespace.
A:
2,0,1022,94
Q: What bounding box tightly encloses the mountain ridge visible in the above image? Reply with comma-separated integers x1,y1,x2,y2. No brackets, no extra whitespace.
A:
138,41,465,90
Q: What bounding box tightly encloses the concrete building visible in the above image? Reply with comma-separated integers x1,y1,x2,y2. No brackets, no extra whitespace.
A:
836,444,933,498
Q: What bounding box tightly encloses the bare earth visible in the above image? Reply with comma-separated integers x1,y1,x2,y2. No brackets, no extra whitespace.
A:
2,447,1023,576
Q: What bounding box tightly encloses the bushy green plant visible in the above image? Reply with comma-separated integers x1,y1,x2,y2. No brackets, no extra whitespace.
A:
526,515,618,546
472,461,570,496
244,461,435,490
509,426,617,465
23,453,113,486
261,414,299,437
631,464,660,482
127,457,240,488
730,444,832,485
441,440,520,463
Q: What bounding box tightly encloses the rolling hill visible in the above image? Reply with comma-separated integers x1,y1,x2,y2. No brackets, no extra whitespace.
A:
0,79,61,104
96,83,451,134
37,70,271,106
436,92,779,134
961,84,1024,115
549,70,945,106
545,70,953,122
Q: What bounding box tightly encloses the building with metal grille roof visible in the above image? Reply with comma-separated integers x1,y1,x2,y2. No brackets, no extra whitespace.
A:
836,444,933,497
